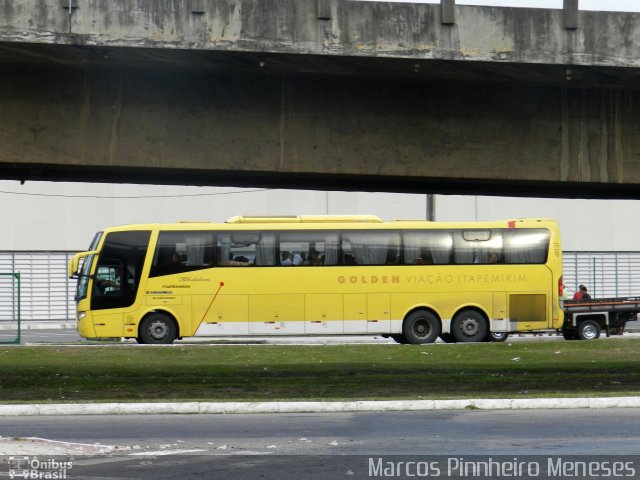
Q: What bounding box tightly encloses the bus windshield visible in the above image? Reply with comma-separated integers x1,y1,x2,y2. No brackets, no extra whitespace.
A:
75,253,94,301
74,232,103,301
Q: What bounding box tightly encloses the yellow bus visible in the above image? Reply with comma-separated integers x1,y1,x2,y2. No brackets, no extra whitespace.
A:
68,215,564,344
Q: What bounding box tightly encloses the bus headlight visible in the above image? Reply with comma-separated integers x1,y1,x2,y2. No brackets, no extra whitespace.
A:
77,312,86,321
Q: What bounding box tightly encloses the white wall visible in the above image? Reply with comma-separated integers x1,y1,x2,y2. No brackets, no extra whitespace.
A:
1,180,638,252
435,195,639,251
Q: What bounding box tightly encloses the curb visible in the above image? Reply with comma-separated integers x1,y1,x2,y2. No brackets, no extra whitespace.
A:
0,321,76,331
1,397,640,416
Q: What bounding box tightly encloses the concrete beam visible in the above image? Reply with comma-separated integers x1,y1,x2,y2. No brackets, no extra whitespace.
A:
1,0,640,75
1,64,639,198
1,0,640,197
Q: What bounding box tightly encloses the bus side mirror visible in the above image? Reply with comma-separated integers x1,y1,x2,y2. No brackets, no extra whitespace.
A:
68,254,81,278
68,251,97,278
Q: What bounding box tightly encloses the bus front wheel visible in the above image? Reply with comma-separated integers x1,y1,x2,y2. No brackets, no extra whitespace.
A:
139,313,178,345
451,310,487,343
403,311,441,344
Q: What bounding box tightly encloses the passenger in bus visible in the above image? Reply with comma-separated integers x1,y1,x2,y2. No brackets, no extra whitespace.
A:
292,253,303,265
307,251,321,265
344,254,357,265
308,251,326,265
281,251,293,265
415,253,434,265
385,251,401,265
170,252,182,266
231,255,251,266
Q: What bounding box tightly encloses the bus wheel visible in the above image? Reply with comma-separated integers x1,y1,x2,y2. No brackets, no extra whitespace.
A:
578,320,600,340
451,310,487,343
485,331,510,342
139,313,178,344
403,311,441,344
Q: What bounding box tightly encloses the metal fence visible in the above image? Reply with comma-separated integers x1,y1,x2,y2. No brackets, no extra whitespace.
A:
562,252,640,298
1,250,640,323
0,272,20,343
0,252,75,321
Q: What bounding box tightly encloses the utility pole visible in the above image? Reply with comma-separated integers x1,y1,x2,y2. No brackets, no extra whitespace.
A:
426,194,435,221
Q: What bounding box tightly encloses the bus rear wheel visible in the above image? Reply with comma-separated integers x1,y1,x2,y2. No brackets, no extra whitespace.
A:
485,331,510,342
451,310,487,343
138,313,178,345
439,333,457,343
403,311,441,344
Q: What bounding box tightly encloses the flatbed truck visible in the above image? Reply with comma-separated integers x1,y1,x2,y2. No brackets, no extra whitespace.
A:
483,297,640,342
560,297,640,340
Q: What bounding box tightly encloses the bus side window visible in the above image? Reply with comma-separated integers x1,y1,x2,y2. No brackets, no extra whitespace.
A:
341,232,400,265
402,231,452,265
503,229,550,264
454,230,502,264
150,231,214,277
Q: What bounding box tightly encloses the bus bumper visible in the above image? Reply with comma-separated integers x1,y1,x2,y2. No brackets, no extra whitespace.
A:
76,312,97,339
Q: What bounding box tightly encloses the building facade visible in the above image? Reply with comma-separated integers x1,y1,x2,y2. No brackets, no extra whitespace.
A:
2,180,640,321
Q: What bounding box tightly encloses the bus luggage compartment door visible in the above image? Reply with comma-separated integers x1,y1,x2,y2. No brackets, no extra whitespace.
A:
249,294,305,334
366,293,391,333
509,293,548,330
344,294,367,334
305,294,344,334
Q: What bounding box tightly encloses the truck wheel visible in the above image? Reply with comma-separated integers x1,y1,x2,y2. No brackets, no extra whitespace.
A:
403,311,441,344
451,310,487,343
577,320,600,340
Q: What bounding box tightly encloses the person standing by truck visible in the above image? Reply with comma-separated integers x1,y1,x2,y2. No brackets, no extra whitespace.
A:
573,284,591,300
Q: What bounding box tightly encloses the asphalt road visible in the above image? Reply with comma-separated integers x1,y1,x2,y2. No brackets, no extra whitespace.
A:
4,409,640,455
2,410,640,479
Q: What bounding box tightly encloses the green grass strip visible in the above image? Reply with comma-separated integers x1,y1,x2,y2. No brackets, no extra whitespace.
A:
2,340,640,403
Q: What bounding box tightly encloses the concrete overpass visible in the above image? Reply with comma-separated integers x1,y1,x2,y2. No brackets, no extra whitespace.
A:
0,0,639,198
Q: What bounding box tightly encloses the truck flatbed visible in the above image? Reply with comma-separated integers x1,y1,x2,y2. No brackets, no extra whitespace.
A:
561,297,640,340
563,297,640,313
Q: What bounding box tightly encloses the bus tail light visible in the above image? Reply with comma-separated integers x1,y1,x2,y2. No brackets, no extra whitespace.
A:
559,276,564,297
